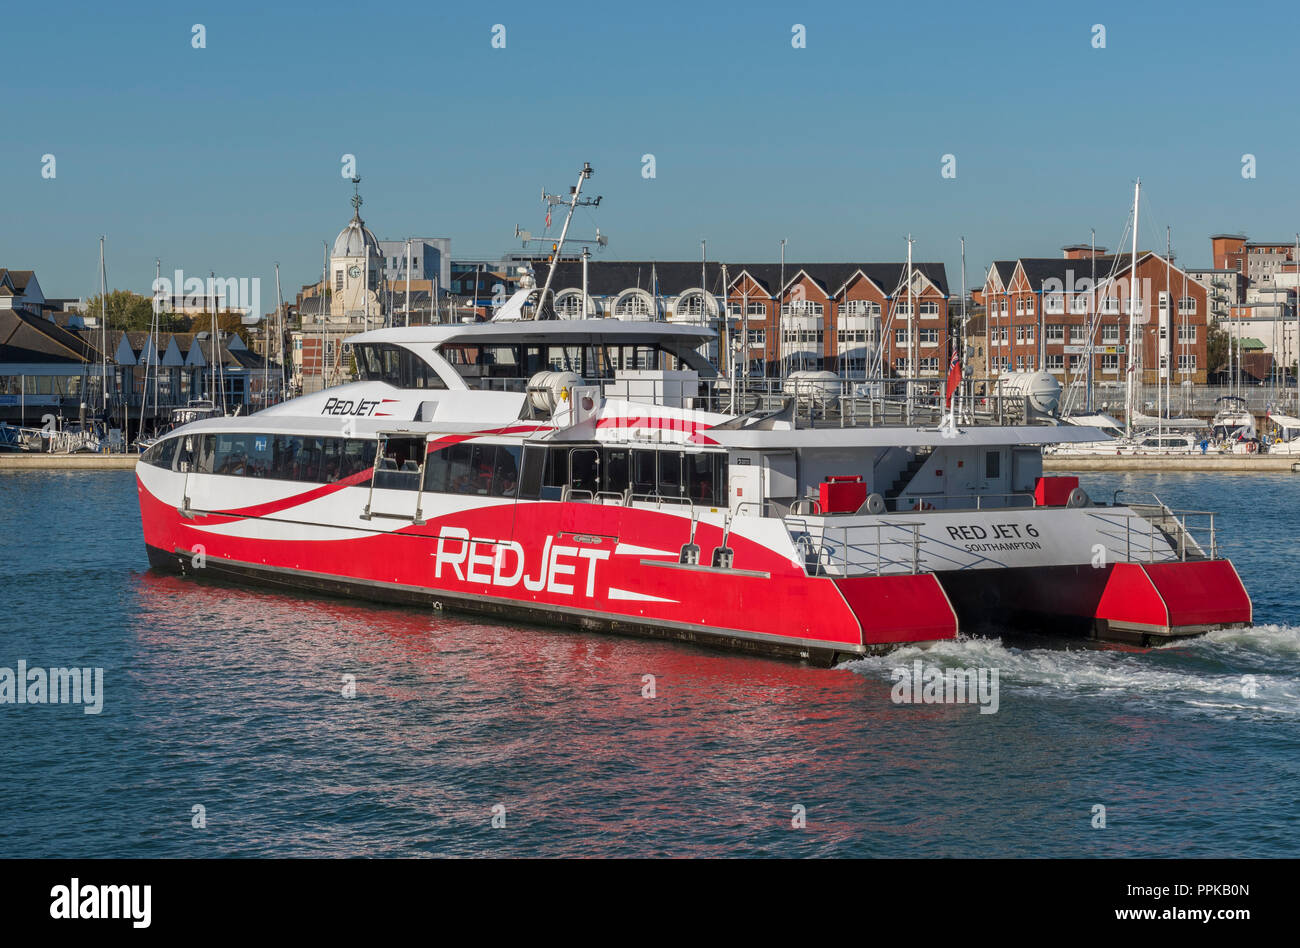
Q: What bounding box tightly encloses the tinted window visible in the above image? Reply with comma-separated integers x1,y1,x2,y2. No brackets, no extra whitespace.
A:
544,447,569,490
658,451,683,497
143,436,179,469
176,434,197,473
354,343,446,390
493,444,521,497
631,450,656,496
196,435,217,474
444,444,474,493
570,449,599,495
685,453,715,503
341,439,376,478
603,449,629,495
985,450,1001,479
518,445,545,499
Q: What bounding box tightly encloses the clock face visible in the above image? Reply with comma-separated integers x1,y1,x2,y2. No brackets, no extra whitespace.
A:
348,265,361,279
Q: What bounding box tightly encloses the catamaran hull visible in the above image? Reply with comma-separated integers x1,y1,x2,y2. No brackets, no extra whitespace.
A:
136,467,1252,662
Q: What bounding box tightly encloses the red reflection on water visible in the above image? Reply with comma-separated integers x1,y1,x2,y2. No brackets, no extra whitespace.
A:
127,570,985,854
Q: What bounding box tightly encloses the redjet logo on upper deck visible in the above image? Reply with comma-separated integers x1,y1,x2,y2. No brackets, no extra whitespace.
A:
320,397,398,417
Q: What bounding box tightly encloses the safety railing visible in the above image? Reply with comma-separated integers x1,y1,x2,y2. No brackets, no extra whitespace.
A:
1092,492,1217,562
788,519,926,577
881,491,1036,513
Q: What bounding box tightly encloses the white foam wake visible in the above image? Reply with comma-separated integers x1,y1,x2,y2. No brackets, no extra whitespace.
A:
839,629,1300,719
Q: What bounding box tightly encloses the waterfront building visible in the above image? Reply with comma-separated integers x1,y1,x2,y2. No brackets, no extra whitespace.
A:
0,269,51,319
1186,267,1243,321
378,238,451,292
290,189,390,394
528,259,950,379
0,306,107,424
1211,234,1297,291
980,248,1210,385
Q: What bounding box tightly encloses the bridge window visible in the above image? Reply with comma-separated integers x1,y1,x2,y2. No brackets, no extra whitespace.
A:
355,343,446,389
142,436,179,469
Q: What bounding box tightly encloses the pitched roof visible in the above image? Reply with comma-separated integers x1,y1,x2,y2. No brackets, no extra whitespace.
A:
0,309,104,364
0,269,36,293
532,260,949,299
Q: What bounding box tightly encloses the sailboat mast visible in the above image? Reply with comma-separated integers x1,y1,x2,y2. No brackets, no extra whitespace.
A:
1125,179,1141,439
960,236,967,413
722,262,733,413
99,236,108,413
262,264,270,409
779,239,786,379
139,258,159,439
321,241,329,389
209,271,218,410
906,235,914,424
1087,228,1096,413
275,262,284,402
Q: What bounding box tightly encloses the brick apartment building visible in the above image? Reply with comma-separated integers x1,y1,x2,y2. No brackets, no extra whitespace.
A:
1211,234,1298,291
982,247,1210,385
533,260,951,379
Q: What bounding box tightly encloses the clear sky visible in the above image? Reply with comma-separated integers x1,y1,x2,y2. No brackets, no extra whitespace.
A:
5,0,1299,306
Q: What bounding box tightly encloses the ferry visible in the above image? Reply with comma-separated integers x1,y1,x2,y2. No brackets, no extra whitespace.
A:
134,316,1254,663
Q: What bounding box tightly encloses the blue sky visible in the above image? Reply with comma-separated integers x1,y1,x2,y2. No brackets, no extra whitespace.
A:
4,0,1299,305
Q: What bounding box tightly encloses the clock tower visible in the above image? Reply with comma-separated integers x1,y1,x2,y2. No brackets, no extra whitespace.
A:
329,178,384,324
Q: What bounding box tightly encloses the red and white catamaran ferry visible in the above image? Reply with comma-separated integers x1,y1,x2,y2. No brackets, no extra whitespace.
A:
135,317,1252,663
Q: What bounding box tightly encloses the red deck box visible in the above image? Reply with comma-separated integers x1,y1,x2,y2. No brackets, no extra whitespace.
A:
820,475,868,513
1033,475,1078,507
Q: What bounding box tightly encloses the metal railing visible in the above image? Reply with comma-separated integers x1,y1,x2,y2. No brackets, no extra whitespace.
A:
788,519,925,577
1098,491,1216,562
879,491,1036,513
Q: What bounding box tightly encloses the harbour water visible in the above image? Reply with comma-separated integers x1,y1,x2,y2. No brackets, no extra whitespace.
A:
1,469,1297,857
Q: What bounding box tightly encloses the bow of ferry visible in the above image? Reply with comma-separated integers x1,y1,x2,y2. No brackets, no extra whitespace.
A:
135,320,1252,663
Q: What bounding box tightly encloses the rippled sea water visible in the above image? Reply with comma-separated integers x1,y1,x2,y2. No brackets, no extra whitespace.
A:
1,469,1297,857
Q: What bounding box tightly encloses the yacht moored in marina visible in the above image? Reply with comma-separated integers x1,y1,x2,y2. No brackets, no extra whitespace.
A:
1212,395,1257,441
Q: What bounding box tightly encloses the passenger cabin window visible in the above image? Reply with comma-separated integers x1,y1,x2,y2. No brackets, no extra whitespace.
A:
423,441,521,497
514,445,727,507
189,432,376,482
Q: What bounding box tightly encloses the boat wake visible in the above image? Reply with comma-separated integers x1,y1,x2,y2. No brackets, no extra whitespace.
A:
839,625,1300,719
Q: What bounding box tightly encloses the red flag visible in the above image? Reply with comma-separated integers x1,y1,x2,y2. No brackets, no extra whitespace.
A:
545,209,552,227
944,345,962,406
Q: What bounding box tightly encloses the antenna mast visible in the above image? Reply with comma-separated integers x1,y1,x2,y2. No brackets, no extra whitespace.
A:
529,162,599,320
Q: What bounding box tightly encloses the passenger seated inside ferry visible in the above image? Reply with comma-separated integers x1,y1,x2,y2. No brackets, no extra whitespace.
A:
192,433,378,482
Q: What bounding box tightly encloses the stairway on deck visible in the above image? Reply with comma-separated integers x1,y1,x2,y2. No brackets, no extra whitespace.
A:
884,450,931,506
